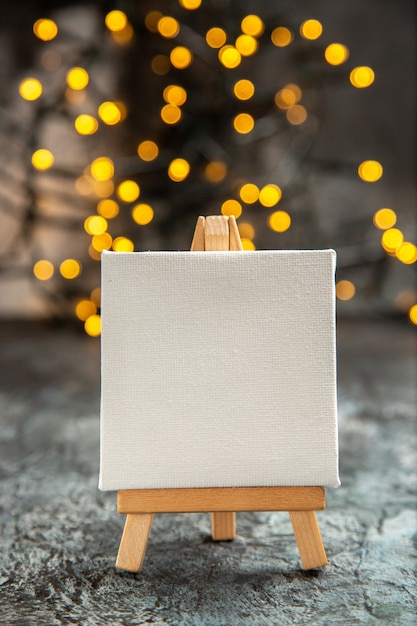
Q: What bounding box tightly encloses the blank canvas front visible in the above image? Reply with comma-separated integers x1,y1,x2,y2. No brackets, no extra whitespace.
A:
99,249,339,491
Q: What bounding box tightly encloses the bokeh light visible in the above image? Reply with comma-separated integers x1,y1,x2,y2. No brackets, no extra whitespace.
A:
409,304,417,325
381,228,404,253
168,158,190,181
84,215,108,236
235,34,258,56
206,27,227,49
163,85,187,105
112,237,134,252
117,180,140,203
179,0,202,8
138,140,159,161
373,208,397,230
221,199,242,219
358,160,383,182
19,78,43,101
324,43,349,66
268,210,291,232
300,19,323,40
33,260,54,281
151,55,171,75
336,280,356,301
241,15,264,37
170,46,193,69
161,104,182,124
233,79,255,100
238,222,255,240
98,101,122,125
239,183,259,204
75,300,97,321
286,104,307,125
233,113,254,134
350,66,375,88
271,27,293,47
31,149,54,170
66,67,89,90
241,238,256,250
219,46,241,69
74,114,98,135
105,10,128,32
97,199,119,219
60,259,81,279
92,233,113,252
395,242,417,264
145,11,163,32
90,157,114,181
84,315,101,337
158,16,180,38
259,184,282,207
204,161,227,182
33,18,58,41
132,204,154,225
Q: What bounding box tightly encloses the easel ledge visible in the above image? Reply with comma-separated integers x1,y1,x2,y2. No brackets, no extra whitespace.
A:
114,216,329,573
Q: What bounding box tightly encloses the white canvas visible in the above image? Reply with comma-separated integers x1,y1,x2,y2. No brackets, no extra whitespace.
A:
99,249,339,491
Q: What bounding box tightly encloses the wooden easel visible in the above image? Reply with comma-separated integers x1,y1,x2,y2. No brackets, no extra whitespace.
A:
115,215,328,573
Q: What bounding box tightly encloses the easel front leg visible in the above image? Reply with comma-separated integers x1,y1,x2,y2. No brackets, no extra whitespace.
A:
116,513,153,572
289,511,328,570
211,512,236,540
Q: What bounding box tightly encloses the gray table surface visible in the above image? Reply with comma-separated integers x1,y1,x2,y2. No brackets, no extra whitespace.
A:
0,318,416,625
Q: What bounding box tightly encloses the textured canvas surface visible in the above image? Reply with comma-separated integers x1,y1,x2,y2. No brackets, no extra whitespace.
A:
99,250,339,490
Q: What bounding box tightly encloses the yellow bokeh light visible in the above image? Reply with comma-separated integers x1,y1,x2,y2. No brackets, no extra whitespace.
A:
336,280,356,301
151,55,171,75
274,84,302,109
409,304,417,325
233,79,255,100
358,160,383,182
88,245,101,261
221,199,242,219
158,16,180,38
179,0,202,8
75,300,97,321
32,149,54,170
204,161,227,183
75,175,94,196
85,315,101,337
19,78,43,101
93,180,114,199
235,34,258,56
84,215,108,236
233,113,254,134
138,140,159,161
112,237,134,252
239,183,259,204
241,238,256,250
170,46,193,69
98,101,122,125
163,85,187,105
132,203,154,225
241,15,264,37
259,184,282,207
395,242,417,264
66,67,89,90
74,114,98,135
350,66,375,88
373,208,397,230
33,18,58,41
324,43,349,66
111,22,134,46
206,27,227,49
97,199,119,219
90,157,114,181
168,158,190,181
33,260,54,281
238,222,255,240
117,180,140,203
268,210,291,232
218,45,241,69
381,228,404,253
161,104,182,124
271,27,293,47
105,10,128,32
145,11,163,32
60,259,81,279
300,19,323,40
286,104,307,125
92,233,113,252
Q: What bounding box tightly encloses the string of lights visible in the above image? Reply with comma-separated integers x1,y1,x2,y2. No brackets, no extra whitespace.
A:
1,2,415,333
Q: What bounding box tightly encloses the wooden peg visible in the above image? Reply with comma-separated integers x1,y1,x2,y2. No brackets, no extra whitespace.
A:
204,215,229,251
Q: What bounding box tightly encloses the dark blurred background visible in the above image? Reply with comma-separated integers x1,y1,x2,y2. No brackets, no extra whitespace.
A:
0,0,415,333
